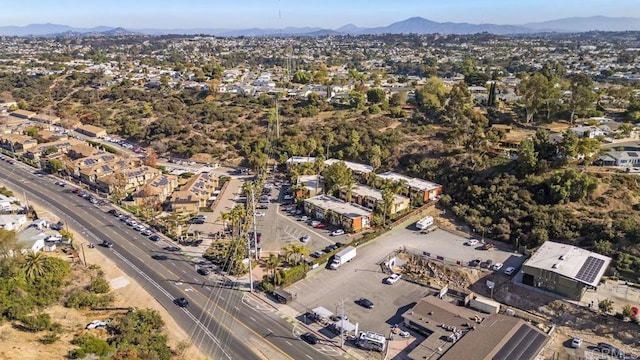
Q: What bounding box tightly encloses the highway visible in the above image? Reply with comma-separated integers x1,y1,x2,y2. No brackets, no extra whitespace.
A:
1,160,344,360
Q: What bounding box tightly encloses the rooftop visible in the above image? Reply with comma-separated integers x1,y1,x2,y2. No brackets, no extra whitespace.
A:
324,158,373,174
286,156,317,165
523,241,612,287
351,183,409,204
377,171,441,191
305,195,372,218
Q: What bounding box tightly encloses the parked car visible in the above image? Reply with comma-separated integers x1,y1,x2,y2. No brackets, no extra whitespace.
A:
465,239,479,246
257,204,268,210
310,220,321,227
310,251,326,259
254,211,266,217
492,262,504,271
314,223,328,229
174,297,189,307
571,338,583,348
301,332,319,345
469,259,481,267
298,215,308,222
51,221,64,230
283,194,294,200
356,298,374,309
107,209,117,215
300,234,311,243
85,319,111,330
504,266,516,275
164,246,181,252
149,235,160,242
141,229,153,236
384,273,402,284
330,229,345,236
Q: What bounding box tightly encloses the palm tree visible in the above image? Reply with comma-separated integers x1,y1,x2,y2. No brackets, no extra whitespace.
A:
282,244,295,265
24,252,47,280
265,253,280,286
381,187,395,227
291,243,310,265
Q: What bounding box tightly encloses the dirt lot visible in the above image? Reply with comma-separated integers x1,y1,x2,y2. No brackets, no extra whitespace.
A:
0,189,206,360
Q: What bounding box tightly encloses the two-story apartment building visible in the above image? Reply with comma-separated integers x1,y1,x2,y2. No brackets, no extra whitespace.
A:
376,171,442,203
0,133,38,153
171,172,218,213
304,195,373,232
132,174,179,206
339,183,410,215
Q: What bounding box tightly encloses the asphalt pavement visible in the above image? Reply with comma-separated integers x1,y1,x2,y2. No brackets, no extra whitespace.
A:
1,160,345,360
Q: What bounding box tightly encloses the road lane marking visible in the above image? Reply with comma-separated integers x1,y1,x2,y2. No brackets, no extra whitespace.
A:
250,316,256,322
285,341,292,346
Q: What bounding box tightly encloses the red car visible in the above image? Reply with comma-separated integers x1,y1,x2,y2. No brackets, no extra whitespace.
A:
314,223,328,229
72,189,81,194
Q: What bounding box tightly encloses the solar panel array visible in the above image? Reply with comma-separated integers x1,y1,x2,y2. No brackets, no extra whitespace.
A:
575,256,606,284
83,158,97,166
629,152,639,157
493,324,546,360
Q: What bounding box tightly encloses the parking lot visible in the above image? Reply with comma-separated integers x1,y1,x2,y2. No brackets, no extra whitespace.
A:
254,183,348,256
279,222,527,340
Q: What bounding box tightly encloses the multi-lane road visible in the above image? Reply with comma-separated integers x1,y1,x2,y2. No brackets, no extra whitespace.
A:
0,159,345,360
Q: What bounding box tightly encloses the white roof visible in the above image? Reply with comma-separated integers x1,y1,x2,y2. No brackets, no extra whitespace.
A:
351,184,409,204
286,156,316,165
312,306,333,319
377,171,441,191
324,159,373,174
524,241,611,287
305,195,372,219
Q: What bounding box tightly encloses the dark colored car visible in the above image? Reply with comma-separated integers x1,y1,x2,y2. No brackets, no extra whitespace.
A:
356,298,374,309
301,332,319,345
189,218,205,224
197,267,211,275
174,297,189,307
164,246,181,252
51,221,64,230
100,241,113,248
152,254,167,260
149,235,160,242
469,259,481,267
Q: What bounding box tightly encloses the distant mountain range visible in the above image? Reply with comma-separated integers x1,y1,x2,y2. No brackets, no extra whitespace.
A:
2,16,640,37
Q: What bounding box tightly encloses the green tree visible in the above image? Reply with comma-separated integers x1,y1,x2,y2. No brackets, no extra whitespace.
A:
366,88,386,104
390,91,407,107
323,161,355,197
568,73,597,123
518,73,551,123
0,228,19,257
348,90,366,109
517,139,538,175
23,252,47,280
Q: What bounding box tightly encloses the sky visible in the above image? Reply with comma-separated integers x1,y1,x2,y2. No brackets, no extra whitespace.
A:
2,0,639,29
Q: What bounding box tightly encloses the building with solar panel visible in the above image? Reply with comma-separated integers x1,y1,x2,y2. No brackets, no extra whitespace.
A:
521,241,612,301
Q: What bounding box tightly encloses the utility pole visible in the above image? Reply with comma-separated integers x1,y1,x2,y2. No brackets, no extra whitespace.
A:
340,299,346,348
80,243,87,267
250,187,259,260
246,238,254,293
275,96,280,139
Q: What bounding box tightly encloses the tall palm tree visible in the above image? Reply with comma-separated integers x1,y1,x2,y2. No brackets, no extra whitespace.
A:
265,253,280,286
381,187,395,227
24,252,47,280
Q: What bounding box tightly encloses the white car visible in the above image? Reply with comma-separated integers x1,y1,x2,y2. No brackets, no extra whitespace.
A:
85,320,108,330
254,212,266,217
385,273,402,284
299,215,308,222
283,194,294,200
310,220,321,227
133,225,146,232
466,239,479,246
300,234,310,243
492,263,504,271
503,266,516,275
331,229,345,236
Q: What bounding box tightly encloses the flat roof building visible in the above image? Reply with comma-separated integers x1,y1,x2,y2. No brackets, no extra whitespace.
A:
304,195,373,232
376,171,442,203
522,241,612,300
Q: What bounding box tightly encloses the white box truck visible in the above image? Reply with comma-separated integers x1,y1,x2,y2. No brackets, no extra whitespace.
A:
415,216,434,230
329,246,356,269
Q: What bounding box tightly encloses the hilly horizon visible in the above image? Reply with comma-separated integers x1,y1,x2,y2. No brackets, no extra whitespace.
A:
2,15,640,37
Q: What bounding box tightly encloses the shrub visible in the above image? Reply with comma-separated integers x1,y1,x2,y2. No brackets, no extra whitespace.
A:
69,334,114,359
19,313,53,332
39,332,60,344
279,264,308,287
65,289,114,309
88,276,110,294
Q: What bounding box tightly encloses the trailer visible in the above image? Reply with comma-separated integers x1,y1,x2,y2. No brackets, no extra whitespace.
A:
415,216,434,230
329,246,356,269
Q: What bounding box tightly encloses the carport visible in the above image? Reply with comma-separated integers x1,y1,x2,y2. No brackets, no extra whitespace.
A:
331,320,358,337
312,306,334,323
